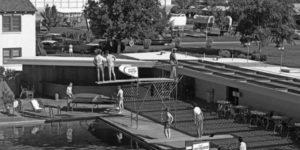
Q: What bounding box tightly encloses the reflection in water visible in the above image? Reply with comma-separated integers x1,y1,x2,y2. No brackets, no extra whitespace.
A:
0,120,136,150
66,128,73,143
116,132,123,144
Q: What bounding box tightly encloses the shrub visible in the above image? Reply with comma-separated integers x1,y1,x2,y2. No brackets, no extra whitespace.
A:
237,54,246,58
143,39,152,49
219,50,231,58
206,38,213,48
251,53,267,61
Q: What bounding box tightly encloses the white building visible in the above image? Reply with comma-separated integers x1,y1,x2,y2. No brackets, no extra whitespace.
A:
0,0,36,67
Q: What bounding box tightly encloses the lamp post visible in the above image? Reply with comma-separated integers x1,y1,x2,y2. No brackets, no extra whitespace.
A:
245,42,251,63
278,46,285,72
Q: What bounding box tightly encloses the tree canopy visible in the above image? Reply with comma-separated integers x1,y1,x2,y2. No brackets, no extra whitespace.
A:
227,0,296,51
84,0,168,43
40,5,60,30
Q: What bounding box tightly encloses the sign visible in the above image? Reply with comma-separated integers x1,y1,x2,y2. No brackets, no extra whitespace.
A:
186,141,210,150
119,65,139,78
192,142,209,150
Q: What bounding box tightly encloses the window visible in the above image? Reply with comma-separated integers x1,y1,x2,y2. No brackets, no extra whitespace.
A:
2,15,21,32
3,48,22,64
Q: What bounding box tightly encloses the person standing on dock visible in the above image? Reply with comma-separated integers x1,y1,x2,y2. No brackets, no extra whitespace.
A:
105,50,116,81
169,48,178,79
93,49,105,82
164,108,174,139
117,86,124,114
193,105,204,138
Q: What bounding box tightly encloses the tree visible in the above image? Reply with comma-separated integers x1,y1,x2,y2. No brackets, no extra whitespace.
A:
84,0,168,53
228,0,295,52
171,0,198,14
40,5,60,30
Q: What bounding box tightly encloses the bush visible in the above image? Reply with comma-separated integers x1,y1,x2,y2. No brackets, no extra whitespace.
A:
206,38,213,48
219,50,231,58
237,54,246,58
251,53,267,61
143,39,152,49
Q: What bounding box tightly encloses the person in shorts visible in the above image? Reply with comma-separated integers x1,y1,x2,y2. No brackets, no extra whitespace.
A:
105,50,116,81
164,108,174,139
169,48,178,79
193,105,204,138
117,86,124,114
93,50,105,82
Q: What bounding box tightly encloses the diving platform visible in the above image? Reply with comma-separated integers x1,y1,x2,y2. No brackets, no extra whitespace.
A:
95,78,175,85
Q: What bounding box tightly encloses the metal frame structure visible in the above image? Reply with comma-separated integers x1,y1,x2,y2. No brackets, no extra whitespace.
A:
122,76,183,129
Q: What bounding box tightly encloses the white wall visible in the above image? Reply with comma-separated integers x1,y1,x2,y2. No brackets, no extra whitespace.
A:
0,14,36,65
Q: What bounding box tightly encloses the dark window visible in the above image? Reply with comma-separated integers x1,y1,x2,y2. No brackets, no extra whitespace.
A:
2,15,21,32
3,48,22,64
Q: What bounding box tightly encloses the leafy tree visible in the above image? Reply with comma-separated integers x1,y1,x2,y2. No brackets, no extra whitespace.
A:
40,5,60,30
228,0,295,52
171,0,198,14
84,0,168,53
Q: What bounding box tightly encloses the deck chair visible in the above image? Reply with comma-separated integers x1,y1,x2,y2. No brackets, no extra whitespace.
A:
30,99,44,112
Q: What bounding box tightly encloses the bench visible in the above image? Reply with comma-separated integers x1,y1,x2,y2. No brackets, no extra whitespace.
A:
68,93,116,112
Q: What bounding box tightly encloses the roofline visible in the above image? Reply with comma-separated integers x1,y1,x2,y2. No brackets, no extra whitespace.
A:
0,11,36,14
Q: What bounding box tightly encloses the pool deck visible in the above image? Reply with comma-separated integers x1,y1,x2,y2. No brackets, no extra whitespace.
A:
97,108,233,150
0,98,233,150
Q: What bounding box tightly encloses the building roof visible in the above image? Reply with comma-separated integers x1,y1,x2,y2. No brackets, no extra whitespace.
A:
0,0,36,13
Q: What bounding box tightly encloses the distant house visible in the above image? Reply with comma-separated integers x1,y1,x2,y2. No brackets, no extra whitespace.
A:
0,0,36,67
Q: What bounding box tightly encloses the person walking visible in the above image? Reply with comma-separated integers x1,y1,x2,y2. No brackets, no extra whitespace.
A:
169,48,178,79
164,108,174,139
93,50,105,82
239,137,247,150
194,105,204,138
117,86,124,114
105,50,116,81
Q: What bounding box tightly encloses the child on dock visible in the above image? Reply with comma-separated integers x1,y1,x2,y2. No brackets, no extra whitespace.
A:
164,108,173,139
117,86,124,114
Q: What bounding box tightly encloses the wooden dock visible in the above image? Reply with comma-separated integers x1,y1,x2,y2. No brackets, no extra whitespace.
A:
97,109,233,150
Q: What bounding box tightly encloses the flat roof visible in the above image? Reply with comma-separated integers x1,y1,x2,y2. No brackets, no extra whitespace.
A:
200,57,300,80
122,51,200,61
7,56,157,68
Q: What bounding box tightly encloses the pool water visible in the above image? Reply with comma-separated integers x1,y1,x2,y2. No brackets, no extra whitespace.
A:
0,119,139,150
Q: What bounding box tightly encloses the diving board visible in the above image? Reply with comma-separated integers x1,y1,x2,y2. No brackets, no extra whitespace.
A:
95,78,175,85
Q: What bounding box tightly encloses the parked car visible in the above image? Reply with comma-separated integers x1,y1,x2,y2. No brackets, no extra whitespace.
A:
40,40,62,54
62,39,96,54
293,30,300,40
134,35,173,46
43,33,64,42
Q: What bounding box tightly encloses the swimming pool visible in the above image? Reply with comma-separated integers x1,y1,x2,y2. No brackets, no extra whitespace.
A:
0,119,142,150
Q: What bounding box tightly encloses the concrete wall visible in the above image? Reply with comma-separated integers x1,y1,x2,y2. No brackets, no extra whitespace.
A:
0,14,36,65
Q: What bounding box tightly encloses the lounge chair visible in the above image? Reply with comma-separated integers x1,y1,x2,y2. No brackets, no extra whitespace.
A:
30,99,44,112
